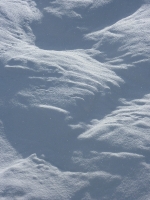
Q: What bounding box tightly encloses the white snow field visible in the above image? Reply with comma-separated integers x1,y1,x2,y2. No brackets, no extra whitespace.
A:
0,0,150,199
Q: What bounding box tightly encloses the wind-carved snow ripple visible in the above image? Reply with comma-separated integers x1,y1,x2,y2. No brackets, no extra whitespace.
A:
78,94,150,162
1,48,123,171
1,0,150,199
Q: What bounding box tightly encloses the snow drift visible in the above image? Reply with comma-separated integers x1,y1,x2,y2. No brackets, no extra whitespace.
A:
0,0,150,199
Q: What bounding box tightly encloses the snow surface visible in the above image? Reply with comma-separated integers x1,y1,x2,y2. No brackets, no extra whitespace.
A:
0,0,150,199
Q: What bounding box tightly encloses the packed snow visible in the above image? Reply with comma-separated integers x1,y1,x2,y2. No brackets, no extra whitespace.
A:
0,0,150,199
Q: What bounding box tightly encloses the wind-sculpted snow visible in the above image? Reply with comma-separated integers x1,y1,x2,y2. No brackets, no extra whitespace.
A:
85,3,150,63
0,0,150,199
32,0,142,50
78,94,150,152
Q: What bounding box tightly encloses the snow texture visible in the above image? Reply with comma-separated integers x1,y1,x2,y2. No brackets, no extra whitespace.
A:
0,0,150,199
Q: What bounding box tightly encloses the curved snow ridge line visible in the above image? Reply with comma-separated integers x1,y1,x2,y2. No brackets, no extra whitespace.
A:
0,153,120,180
0,154,55,175
85,3,150,63
78,94,150,152
99,151,145,158
4,64,32,70
36,104,69,114
4,48,123,91
44,0,112,18
28,154,121,181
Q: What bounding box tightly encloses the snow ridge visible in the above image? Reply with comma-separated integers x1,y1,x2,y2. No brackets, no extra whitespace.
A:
0,0,150,199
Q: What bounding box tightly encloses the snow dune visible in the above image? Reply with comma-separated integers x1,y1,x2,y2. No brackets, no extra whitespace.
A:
0,0,150,199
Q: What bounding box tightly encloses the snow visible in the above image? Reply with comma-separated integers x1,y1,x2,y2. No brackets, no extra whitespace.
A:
0,0,150,199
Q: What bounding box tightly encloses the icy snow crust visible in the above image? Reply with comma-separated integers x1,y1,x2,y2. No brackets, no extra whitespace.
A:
0,0,150,199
